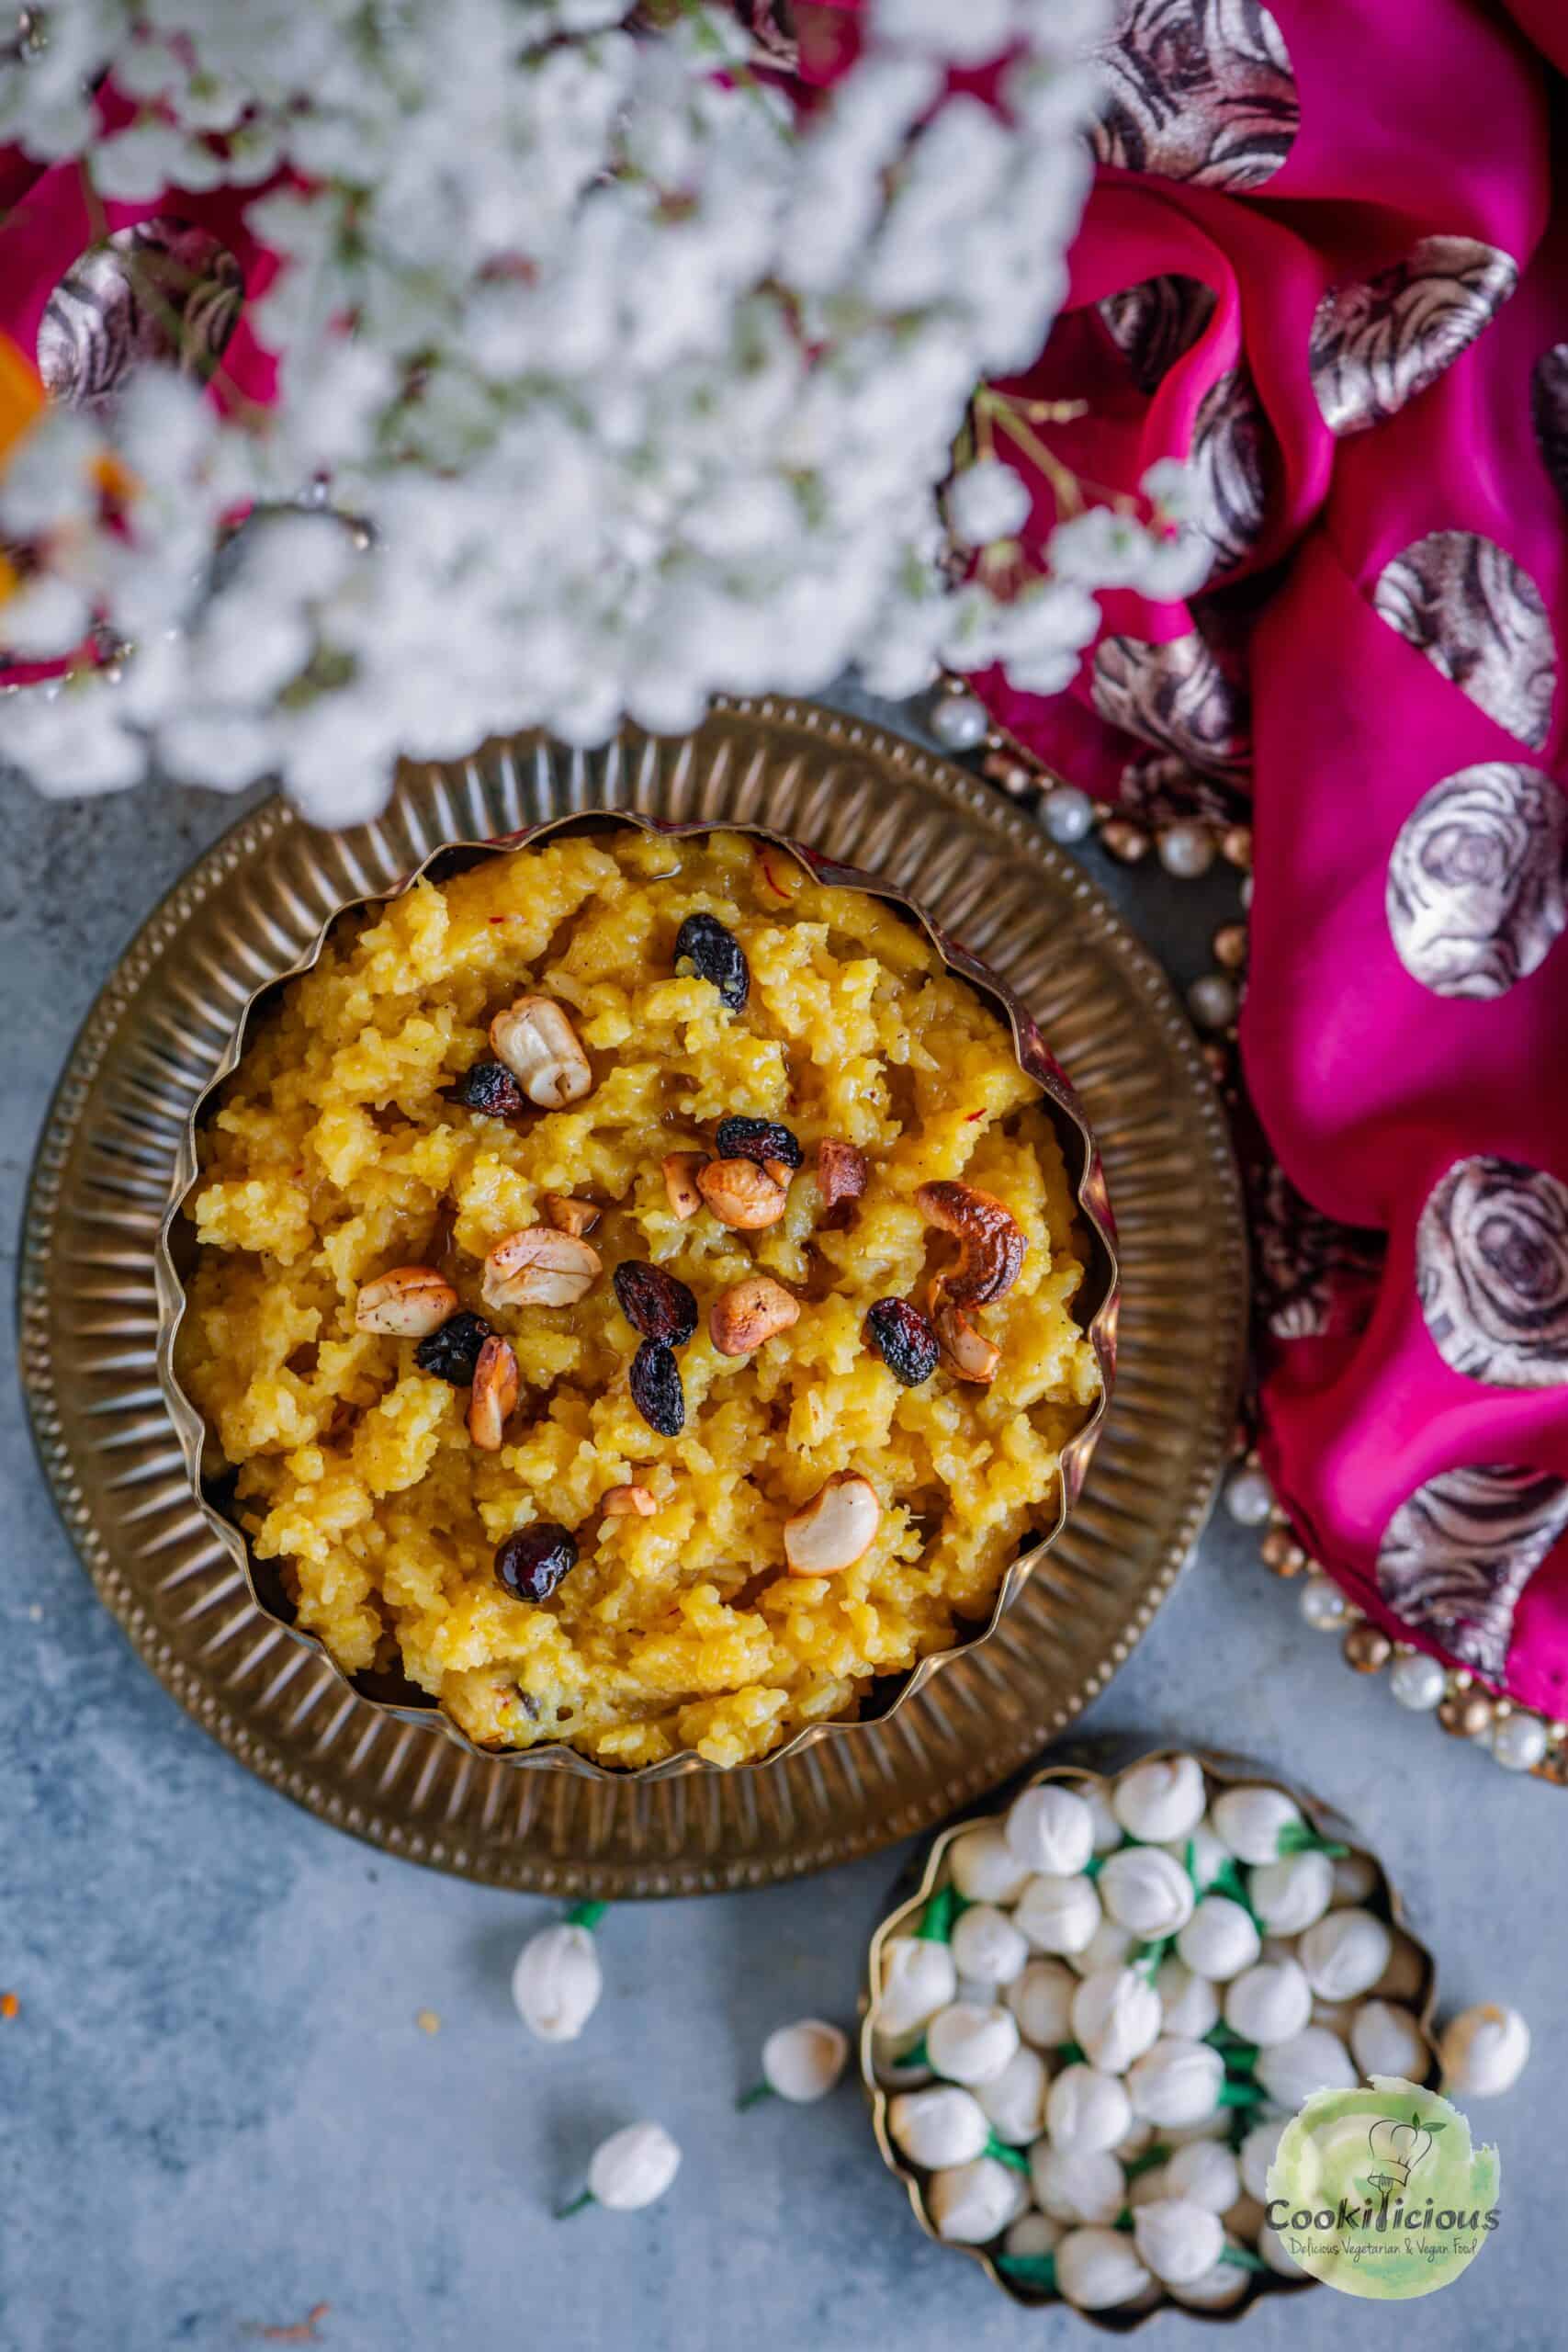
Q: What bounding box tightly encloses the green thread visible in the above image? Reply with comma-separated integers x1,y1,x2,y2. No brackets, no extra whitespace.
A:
1218,2078,1265,2109
1219,2245,1268,2272
996,2253,1057,2292
1122,2143,1171,2181
1053,2040,1088,2067
566,1900,608,1930
903,2035,930,2070
917,1884,967,1941
1083,1852,1106,1880
555,2189,594,2219
1112,2207,1135,2232
1209,1858,1262,1925
986,2136,1032,2174
1132,1933,1176,1977
1205,2025,1259,2068
737,2083,773,2111
1278,1822,1348,1860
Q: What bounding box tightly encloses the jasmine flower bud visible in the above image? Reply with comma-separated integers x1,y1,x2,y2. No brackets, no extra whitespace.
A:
1155,1958,1220,2041
1005,1784,1095,1877
1098,1846,1195,1939
1045,2062,1134,2153
950,1903,1030,1987
876,1935,958,2035
949,1827,1033,1905
926,2001,1020,2086
1224,1958,1313,2048
1055,2226,1155,2310
1070,1966,1163,2075
927,2155,1029,2243
1299,1908,1393,2003
761,2018,848,2103
1350,1999,1428,2082
1030,2143,1125,2225
976,2044,1049,2143
1163,2139,1241,2213
512,1923,602,2043
1133,2195,1225,2286
1176,1894,1260,1984
1254,2027,1357,2109
1111,1754,1206,1844
1007,1956,1078,2047
1126,2038,1224,2128
1210,1785,1303,1865
1014,1871,1101,1956
585,2122,681,2212
888,2084,990,2168
1438,2002,1530,2097
1248,1849,1334,1936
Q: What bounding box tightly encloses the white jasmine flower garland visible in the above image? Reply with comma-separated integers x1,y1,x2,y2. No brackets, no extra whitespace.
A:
0,0,1205,821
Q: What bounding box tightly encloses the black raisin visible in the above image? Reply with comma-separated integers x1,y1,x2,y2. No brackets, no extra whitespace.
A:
863,1297,940,1387
613,1261,698,1347
413,1310,493,1385
714,1114,802,1170
494,1522,578,1603
673,911,750,1012
629,1339,684,1435
447,1058,527,1118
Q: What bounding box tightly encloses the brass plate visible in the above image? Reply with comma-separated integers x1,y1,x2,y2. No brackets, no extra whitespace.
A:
18,702,1247,1895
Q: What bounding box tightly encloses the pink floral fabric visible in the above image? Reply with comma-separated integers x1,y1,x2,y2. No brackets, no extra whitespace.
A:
986,0,1568,1719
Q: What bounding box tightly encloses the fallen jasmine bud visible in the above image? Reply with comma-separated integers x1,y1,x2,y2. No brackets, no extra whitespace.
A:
1098,1847,1195,1939
1055,2225,1155,2311
1224,1958,1313,2048
888,2085,991,2169
1113,1755,1206,1845
927,2001,1020,2086
1439,2001,1530,2097
513,1920,604,2043
1177,1894,1260,1984
558,2121,681,2217
1350,1998,1429,2081
1248,1849,1334,1936
740,2018,849,2108
875,1935,958,2036
927,2154,1030,2243
1298,1907,1393,2003
1006,1784,1095,1876
1133,2195,1226,2286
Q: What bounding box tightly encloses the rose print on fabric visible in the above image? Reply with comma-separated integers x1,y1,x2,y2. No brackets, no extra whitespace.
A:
1119,750,1248,828
1090,0,1299,193
1098,272,1218,395
1377,1462,1568,1679
1372,531,1555,752
1529,344,1568,514
1091,619,1252,778
1385,763,1568,1000
36,220,244,415
1187,363,1272,577
1416,1156,1568,1388
1310,236,1519,437
1252,1160,1386,1341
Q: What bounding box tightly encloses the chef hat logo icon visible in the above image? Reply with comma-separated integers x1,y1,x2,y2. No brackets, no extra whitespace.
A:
1367,2108,1445,2189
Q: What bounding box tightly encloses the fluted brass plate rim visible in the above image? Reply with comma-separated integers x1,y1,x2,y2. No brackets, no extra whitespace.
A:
18,700,1247,1895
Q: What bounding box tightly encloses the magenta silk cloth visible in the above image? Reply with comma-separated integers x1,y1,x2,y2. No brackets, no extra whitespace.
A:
976,0,1568,1719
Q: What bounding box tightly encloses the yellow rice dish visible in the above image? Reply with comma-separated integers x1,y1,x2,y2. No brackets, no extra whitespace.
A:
176,826,1101,1768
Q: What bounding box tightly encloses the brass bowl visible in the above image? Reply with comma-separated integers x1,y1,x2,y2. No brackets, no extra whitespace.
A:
156,808,1118,1784
862,1745,1441,2329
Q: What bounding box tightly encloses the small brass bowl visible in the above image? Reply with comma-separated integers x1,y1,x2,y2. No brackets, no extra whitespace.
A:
156,809,1117,1785
861,1745,1440,2328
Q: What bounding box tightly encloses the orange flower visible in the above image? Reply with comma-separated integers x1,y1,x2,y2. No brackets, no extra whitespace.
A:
0,332,45,606
0,329,44,463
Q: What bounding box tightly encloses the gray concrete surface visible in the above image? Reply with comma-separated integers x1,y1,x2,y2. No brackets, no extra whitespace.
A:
3,698,1558,2351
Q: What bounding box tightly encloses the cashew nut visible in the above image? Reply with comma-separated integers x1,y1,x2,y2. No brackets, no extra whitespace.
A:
915,1180,1025,1307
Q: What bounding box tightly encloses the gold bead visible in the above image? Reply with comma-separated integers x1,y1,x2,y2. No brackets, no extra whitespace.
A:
1438,1690,1494,1738
1343,1623,1392,1674
1213,922,1248,970
1100,819,1152,864
1220,824,1253,869
1260,1529,1304,1576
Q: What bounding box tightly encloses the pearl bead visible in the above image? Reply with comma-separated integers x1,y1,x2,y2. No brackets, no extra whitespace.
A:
1492,1711,1549,1771
1040,784,1093,843
1219,824,1253,868
1224,1466,1274,1527
1187,974,1238,1031
1239,873,1254,910
1299,1572,1348,1631
931,693,988,752
1389,1652,1446,1711
1157,822,1216,878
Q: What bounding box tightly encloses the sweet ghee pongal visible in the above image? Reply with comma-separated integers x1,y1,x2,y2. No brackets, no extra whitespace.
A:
175,826,1102,1768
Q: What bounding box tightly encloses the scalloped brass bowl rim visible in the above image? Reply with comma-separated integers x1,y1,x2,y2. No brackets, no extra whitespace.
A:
861,1745,1441,2329
154,807,1119,1785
